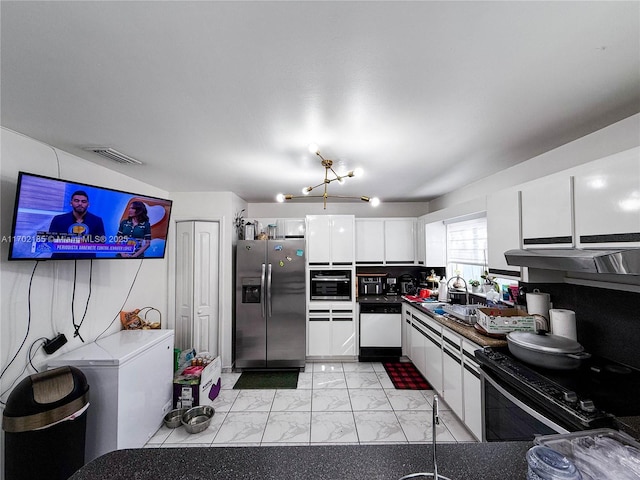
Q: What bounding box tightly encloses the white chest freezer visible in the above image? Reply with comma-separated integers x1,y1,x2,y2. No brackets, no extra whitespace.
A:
48,329,174,462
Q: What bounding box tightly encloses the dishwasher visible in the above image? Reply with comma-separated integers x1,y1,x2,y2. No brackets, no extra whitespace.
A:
359,302,402,361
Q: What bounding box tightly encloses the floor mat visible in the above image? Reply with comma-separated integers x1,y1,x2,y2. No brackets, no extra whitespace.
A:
383,361,431,390
233,371,299,389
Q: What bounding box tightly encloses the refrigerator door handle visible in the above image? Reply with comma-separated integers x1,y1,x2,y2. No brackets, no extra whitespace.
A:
267,263,273,317
261,263,266,318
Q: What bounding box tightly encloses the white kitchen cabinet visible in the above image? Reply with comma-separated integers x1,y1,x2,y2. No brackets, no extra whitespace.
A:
416,217,426,265
307,303,356,357
403,304,482,439
307,215,355,265
355,218,416,264
425,221,446,267
384,218,416,263
253,218,306,238
355,219,385,263
410,314,427,377
422,315,443,394
521,175,574,248
486,188,522,277
442,329,463,420
402,304,413,358
462,340,483,441
574,147,640,248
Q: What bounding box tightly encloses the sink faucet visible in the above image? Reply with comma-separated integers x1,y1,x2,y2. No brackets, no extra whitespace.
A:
398,394,452,480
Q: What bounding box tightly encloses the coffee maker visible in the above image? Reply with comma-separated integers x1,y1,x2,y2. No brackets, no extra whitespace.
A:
385,277,398,295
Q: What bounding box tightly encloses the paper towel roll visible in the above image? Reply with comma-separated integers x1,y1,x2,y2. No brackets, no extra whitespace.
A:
526,292,551,320
550,309,577,340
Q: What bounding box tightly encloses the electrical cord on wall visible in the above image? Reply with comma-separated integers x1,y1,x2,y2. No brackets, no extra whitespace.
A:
0,337,48,407
71,259,93,342
0,261,40,406
95,259,144,342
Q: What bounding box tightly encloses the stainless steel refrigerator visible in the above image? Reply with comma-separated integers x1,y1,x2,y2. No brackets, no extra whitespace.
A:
235,239,306,369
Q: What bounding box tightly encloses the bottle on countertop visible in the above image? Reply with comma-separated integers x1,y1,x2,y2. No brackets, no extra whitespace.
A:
438,276,448,302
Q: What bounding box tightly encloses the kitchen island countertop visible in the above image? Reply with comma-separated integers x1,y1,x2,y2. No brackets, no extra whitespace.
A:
69,442,532,480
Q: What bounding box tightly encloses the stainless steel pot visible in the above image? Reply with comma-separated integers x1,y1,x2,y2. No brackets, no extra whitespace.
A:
506,331,591,370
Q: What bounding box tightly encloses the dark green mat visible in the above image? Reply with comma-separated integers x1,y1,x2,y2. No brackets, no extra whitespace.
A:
233,371,299,389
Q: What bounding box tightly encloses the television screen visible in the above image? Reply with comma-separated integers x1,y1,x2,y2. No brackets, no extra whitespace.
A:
8,172,173,260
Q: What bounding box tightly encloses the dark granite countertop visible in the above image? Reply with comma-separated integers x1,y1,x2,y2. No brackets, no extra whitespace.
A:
403,300,508,349
357,294,404,304
69,442,532,480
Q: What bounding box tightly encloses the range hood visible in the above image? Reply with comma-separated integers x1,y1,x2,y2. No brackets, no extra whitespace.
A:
504,248,640,275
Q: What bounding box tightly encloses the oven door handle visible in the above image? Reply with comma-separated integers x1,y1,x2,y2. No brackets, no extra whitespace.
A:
482,372,570,435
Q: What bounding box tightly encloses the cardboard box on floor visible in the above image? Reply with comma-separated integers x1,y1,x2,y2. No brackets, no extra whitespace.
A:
173,355,221,408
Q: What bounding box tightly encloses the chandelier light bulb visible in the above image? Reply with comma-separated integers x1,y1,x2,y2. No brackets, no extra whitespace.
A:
275,147,376,209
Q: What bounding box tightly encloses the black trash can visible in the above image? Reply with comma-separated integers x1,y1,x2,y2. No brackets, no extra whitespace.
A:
3,366,89,480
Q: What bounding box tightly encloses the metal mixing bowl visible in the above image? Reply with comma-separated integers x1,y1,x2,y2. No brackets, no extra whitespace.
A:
181,405,215,434
163,408,189,429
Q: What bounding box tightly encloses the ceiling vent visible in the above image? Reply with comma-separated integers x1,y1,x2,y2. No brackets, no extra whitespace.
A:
84,147,143,165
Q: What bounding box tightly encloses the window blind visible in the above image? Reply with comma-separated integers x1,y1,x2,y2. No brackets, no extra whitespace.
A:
446,216,487,266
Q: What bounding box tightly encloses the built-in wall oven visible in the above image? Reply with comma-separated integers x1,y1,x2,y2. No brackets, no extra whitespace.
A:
476,348,626,442
309,270,352,301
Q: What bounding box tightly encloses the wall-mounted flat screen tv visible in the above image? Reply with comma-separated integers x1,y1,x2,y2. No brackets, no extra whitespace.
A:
8,172,173,260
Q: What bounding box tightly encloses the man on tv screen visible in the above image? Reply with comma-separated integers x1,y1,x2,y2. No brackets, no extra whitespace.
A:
48,190,106,259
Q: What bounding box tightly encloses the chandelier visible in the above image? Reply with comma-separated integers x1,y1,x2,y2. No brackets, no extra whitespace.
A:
276,144,380,209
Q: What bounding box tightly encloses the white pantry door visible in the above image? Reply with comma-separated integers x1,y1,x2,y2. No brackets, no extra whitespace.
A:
175,221,220,355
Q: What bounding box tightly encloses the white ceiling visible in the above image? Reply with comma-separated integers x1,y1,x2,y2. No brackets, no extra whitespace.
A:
1,1,639,204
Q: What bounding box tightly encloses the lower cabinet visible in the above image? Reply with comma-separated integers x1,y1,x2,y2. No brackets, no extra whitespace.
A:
442,330,463,420
402,305,412,357
403,304,482,440
422,316,443,394
307,304,356,356
410,317,427,376
462,340,483,441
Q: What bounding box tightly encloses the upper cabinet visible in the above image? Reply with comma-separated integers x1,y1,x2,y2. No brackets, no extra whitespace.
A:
355,219,385,263
573,148,640,248
415,217,426,265
384,218,416,264
486,188,521,277
424,221,446,267
355,218,416,265
306,215,355,266
521,174,574,248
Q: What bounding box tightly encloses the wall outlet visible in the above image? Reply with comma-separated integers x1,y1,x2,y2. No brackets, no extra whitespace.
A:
162,400,172,415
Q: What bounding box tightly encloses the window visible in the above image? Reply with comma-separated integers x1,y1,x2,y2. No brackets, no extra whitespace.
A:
446,214,517,301
446,216,487,287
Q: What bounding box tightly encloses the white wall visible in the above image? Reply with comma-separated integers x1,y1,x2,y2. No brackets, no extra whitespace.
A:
248,201,428,218
425,113,640,217
0,128,173,471
0,128,172,381
167,191,245,371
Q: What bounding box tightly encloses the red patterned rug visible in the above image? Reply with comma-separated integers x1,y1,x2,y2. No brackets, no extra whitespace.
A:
383,361,431,390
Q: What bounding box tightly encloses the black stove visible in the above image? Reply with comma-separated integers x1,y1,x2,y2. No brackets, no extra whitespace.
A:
476,347,640,433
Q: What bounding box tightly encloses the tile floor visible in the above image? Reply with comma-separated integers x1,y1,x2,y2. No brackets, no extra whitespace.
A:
146,361,477,448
